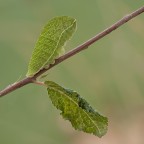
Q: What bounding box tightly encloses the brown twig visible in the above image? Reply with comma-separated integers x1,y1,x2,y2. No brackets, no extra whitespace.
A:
0,6,144,97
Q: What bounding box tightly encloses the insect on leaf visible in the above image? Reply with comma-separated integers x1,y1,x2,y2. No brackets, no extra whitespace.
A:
26,16,77,77
45,81,108,137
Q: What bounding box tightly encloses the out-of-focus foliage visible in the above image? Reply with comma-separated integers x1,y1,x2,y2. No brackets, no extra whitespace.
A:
0,1,144,144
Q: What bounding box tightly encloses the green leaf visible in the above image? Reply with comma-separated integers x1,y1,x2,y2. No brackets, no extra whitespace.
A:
45,81,108,137
26,16,77,77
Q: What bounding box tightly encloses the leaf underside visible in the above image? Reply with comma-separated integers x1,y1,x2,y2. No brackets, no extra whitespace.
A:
45,81,108,137
26,16,77,77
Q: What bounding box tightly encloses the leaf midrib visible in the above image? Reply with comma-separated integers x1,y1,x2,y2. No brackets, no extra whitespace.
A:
49,86,101,135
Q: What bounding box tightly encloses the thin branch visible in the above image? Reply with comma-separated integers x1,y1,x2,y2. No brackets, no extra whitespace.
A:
34,6,144,78
0,77,34,97
0,6,144,97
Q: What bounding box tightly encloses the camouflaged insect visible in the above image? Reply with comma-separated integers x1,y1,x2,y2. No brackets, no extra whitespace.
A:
26,16,77,77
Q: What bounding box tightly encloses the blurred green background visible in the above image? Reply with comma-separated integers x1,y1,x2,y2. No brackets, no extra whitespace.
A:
0,1,144,144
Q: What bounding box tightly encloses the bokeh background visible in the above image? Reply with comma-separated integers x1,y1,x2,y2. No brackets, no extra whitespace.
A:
0,1,144,144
